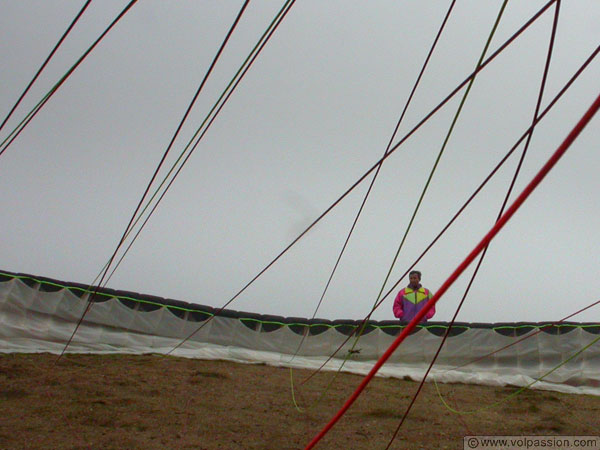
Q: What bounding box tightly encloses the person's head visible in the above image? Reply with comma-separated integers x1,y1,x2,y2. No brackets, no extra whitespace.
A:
408,270,421,287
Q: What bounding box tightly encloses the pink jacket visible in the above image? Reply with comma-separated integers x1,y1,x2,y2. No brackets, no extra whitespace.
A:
393,285,435,322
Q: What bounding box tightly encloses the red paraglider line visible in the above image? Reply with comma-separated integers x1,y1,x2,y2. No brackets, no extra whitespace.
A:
167,0,558,355
298,42,599,387
446,299,600,374
304,92,600,450
385,4,562,446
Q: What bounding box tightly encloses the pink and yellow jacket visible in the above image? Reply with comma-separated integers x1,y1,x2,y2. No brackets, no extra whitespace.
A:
393,285,435,323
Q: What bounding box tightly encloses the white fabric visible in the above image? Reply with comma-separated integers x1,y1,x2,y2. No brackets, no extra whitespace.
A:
1,277,599,395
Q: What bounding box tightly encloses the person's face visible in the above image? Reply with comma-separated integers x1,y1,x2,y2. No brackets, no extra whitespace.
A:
409,273,420,286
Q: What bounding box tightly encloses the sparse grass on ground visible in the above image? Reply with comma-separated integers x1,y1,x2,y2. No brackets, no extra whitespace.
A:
1,353,598,449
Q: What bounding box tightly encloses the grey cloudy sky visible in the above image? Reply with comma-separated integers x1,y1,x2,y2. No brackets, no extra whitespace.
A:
1,1,599,323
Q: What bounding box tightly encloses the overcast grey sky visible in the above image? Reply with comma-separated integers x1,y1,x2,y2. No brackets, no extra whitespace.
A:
1,1,599,322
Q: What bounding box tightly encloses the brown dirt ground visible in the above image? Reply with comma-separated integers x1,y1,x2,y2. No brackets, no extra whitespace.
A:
0,353,598,450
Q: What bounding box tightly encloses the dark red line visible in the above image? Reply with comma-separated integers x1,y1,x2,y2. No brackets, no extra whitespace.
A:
0,0,139,158
305,92,600,449
58,0,252,359
0,0,92,134
385,3,564,447
170,0,559,354
299,42,599,387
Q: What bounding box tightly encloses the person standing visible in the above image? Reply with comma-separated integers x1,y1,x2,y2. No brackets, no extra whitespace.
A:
393,270,435,323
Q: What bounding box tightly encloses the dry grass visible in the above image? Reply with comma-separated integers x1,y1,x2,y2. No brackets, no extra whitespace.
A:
0,353,598,449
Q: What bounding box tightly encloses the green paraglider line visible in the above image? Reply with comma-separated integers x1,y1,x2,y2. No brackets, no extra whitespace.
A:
373,0,509,314
304,91,600,449
297,49,597,387
289,368,305,413
307,0,459,323
439,299,600,376
433,334,600,416
385,2,561,446
323,0,510,416
286,0,458,410
169,0,560,359
298,4,599,392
